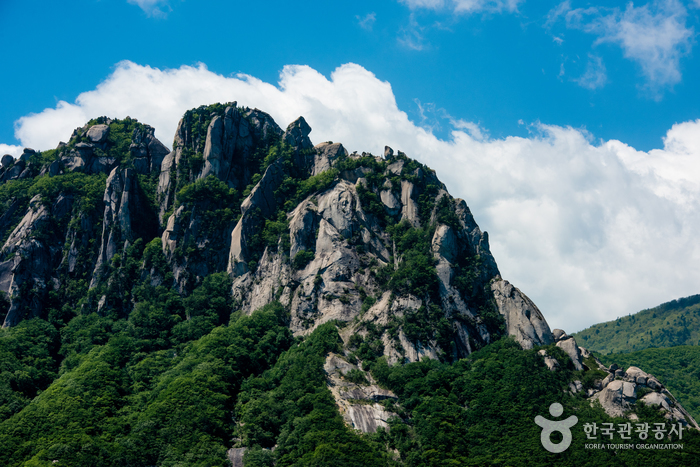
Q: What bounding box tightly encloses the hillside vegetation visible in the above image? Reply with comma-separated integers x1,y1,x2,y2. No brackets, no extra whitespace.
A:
573,295,700,354
3,313,699,466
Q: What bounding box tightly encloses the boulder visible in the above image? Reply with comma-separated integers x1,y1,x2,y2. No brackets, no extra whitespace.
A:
384,146,394,159
49,160,61,176
592,380,632,418
569,380,583,393
647,376,663,390
555,336,584,371
86,124,110,143
641,392,671,411
312,142,347,176
1,154,13,167
538,349,560,371
552,329,568,341
625,366,649,385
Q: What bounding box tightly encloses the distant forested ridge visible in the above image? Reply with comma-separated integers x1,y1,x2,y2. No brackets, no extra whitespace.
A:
573,294,700,354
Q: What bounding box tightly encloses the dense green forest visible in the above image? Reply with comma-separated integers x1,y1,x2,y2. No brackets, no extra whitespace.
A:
597,346,700,424
573,294,700,354
3,311,698,466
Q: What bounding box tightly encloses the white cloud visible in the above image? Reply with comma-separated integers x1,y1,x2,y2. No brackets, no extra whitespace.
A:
127,0,171,18
356,12,376,30
452,0,523,14
0,144,23,159
399,0,523,14
450,119,488,141
574,53,607,89
399,0,446,10
545,1,572,28
398,13,428,50
7,60,700,333
565,0,693,96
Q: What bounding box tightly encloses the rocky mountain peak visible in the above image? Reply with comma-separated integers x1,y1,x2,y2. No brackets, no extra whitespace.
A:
0,102,554,361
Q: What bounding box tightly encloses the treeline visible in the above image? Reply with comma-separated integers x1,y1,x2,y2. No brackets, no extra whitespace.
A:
573,294,700,354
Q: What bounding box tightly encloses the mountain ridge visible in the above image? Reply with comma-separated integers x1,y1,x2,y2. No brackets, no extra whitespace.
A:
573,294,700,354
0,102,554,360
0,103,698,465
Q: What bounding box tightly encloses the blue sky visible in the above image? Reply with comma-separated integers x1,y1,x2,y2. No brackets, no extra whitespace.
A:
2,0,700,332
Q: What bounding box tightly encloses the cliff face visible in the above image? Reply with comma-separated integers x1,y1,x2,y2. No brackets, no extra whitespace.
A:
0,102,553,356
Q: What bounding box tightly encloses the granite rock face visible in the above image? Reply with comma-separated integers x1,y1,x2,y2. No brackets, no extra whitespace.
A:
157,104,283,220
225,125,536,361
91,167,157,289
0,196,54,327
324,353,397,433
491,279,554,350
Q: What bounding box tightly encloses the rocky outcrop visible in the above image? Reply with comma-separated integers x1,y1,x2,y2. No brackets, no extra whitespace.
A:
227,159,287,277
86,124,110,143
91,168,156,288
491,279,554,350
0,195,54,327
555,336,584,371
0,105,549,359
537,331,699,429
324,353,397,433
538,349,560,371
229,131,520,360
129,124,169,175
283,116,313,151
226,448,246,467
157,104,283,222
0,157,26,183
312,142,347,176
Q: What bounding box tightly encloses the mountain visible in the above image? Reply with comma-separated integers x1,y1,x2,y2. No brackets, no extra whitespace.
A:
0,103,698,466
573,294,700,354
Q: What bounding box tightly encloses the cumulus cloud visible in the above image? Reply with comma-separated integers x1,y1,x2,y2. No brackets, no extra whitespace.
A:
127,0,171,18
7,60,700,332
564,0,693,96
